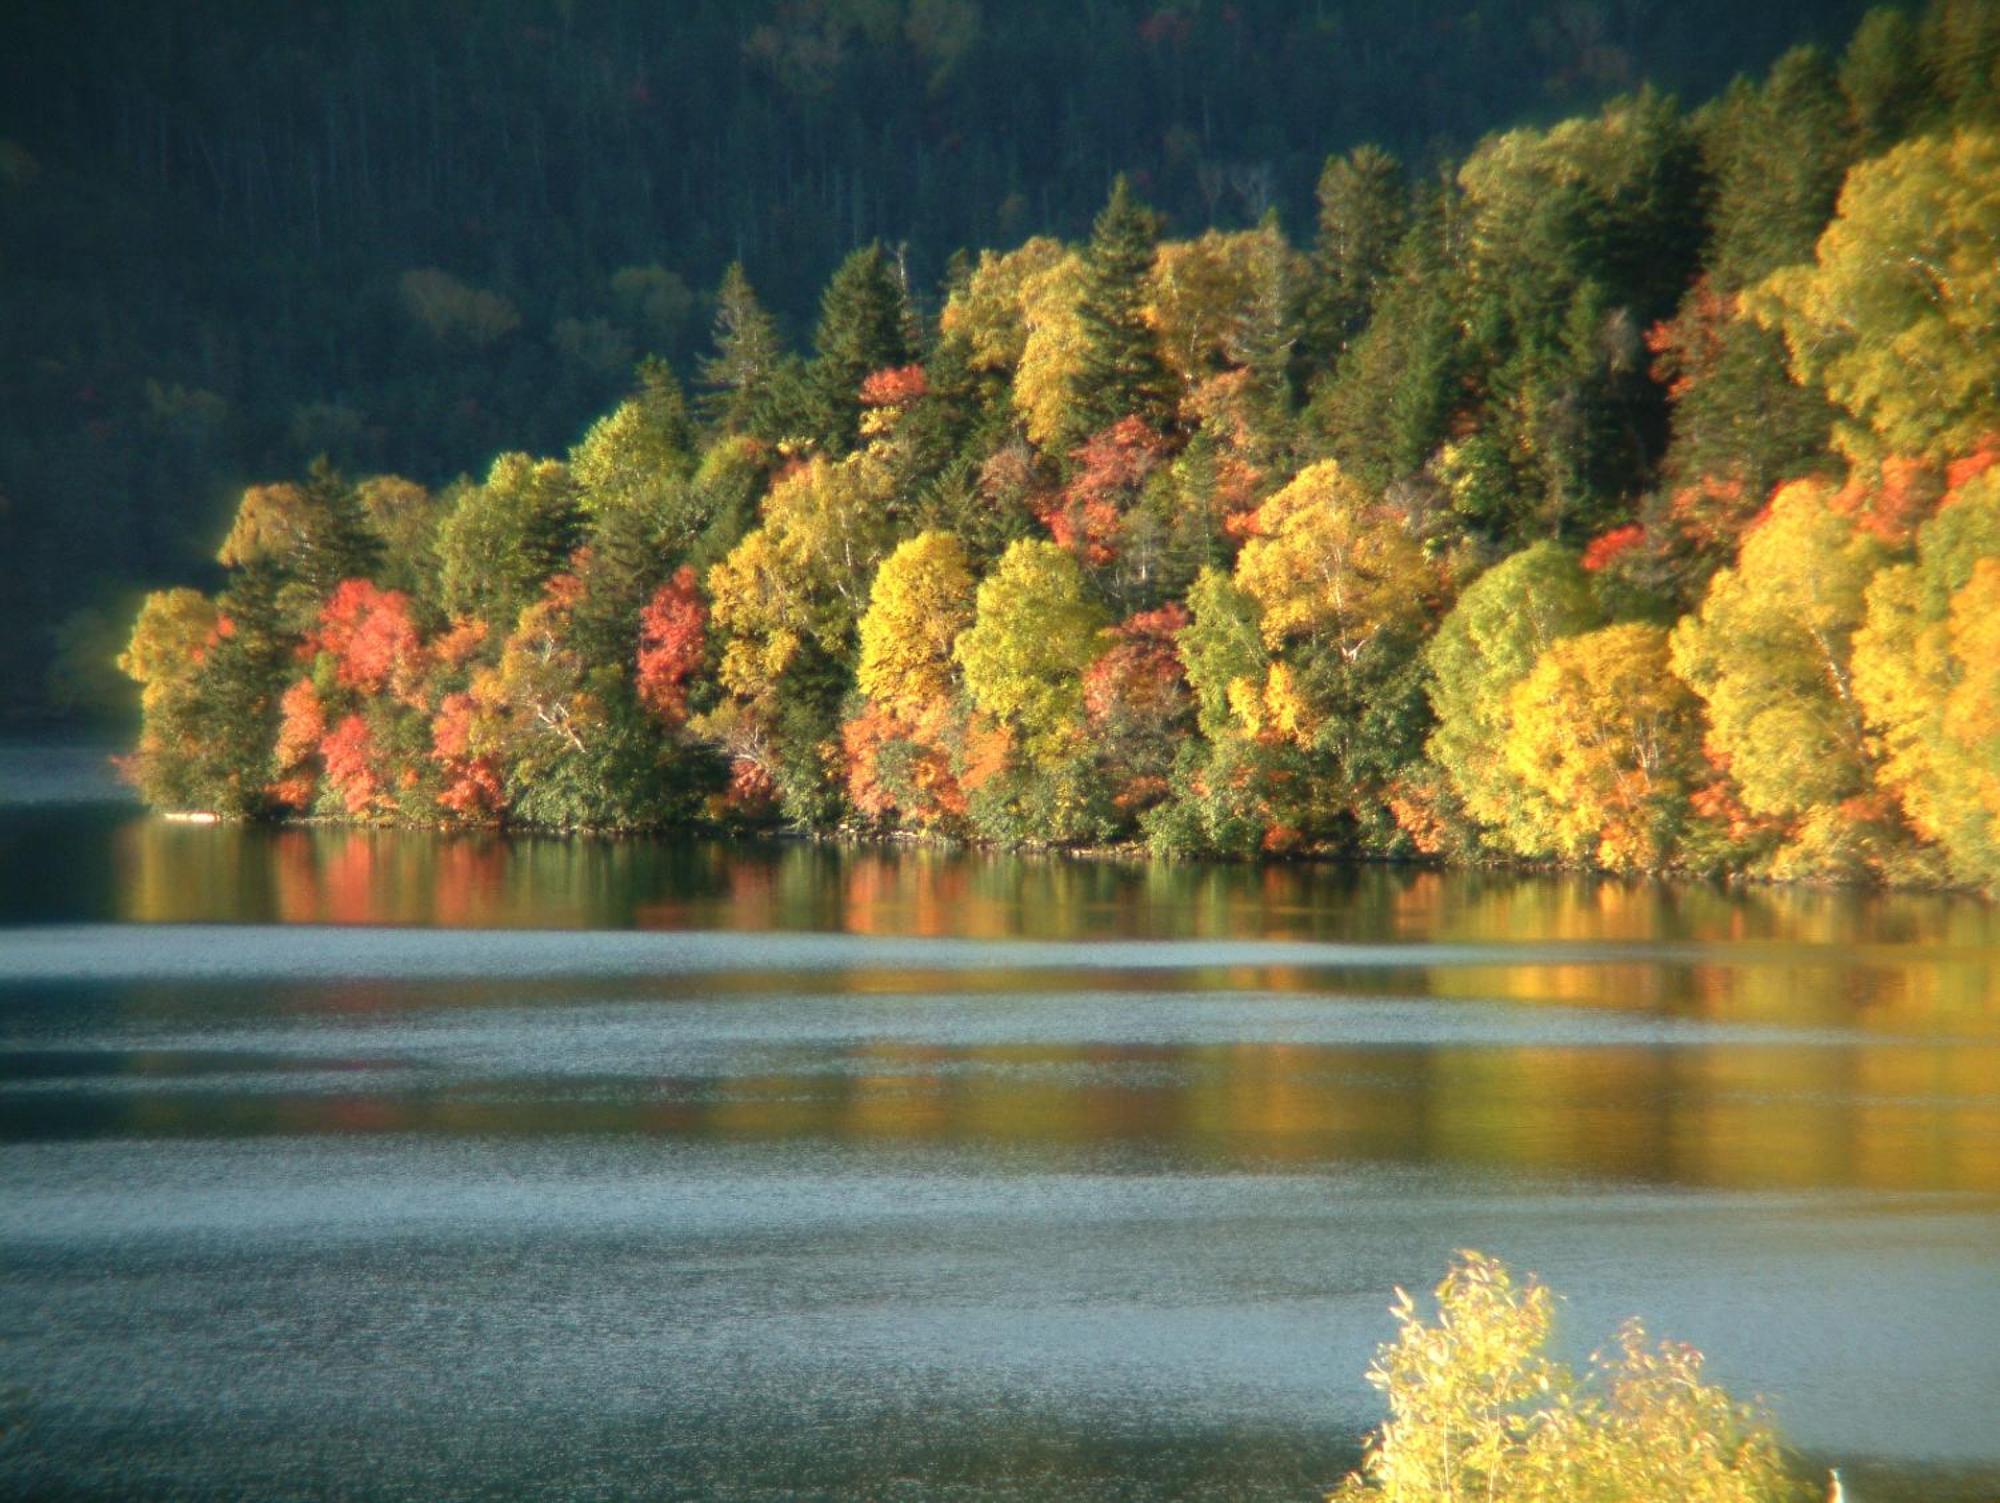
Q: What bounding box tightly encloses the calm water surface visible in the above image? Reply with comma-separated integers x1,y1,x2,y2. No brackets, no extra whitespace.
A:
1,747,1997,1500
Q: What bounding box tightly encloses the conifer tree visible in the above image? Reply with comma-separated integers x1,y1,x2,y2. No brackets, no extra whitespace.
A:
808,243,915,454
1299,145,1408,381
1064,175,1174,450
699,263,786,436
1702,47,1855,292
1840,7,1931,154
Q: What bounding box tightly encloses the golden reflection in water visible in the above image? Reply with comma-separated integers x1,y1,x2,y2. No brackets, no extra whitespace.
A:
58,1032,2000,1195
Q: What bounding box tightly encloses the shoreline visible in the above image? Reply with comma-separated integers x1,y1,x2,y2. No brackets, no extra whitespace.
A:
127,803,1994,901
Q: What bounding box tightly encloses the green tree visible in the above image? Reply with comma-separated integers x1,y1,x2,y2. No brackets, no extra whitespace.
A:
216,458,380,598
1299,144,1408,378
699,263,789,437
1427,542,1603,844
434,453,583,629
808,243,915,454
954,538,1108,763
1699,47,1855,292
1063,175,1174,448
1840,7,1932,154
1314,197,1461,491
1177,565,1268,743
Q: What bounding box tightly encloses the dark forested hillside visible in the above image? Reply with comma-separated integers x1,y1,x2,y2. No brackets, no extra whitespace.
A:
0,0,1881,720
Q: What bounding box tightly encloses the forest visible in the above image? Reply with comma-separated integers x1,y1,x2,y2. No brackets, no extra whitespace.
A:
0,0,1883,719
103,0,2000,890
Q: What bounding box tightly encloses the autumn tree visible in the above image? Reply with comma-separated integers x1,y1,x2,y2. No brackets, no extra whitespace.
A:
1083,604,1193,820
216,458,381,613
1427,542,1603,844
1670,480,1886,841
703,451,900,824
635,565,707,727
1752,129,2000,461
855,531,977,718
1852,463,2000,887
1010,249,1091,453
1332,1252,1804,1503
955,538,1107,765
1501,623,1706,870
940,237,1069,379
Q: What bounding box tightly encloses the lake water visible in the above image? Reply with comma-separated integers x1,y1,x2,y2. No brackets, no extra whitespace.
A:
2,745,1997,1500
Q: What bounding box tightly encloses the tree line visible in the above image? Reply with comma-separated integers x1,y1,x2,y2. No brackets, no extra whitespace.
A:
118,0,2000,890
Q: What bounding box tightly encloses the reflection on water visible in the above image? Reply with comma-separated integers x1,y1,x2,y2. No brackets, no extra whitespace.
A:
2,794,1999,1500
55,811,1999,1034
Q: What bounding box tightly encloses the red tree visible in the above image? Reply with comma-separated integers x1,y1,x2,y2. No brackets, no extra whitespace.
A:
636,566,707,725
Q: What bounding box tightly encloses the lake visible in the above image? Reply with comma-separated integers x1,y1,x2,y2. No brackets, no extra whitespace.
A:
2,744,1997,1500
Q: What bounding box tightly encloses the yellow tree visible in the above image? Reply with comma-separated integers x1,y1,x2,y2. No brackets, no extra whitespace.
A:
1009,250,1090,452
856,531,977,718
707,451,899,706
1669,479,1885,821
1333,1252,1803,1503
1852,465,2000,887
1751,129,2000,461
1503,623,1706,870
1146,225,1287,387
939,236,1069,376
1234,460,1437,665
1426,542,1602,845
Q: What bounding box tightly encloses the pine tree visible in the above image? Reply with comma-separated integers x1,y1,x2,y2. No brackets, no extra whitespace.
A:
1314,193,1460,491
1298,145,1407,382
1701,47,1855,292
699,263,786,436
1238,210,1300,459
1063,175,1173,451
1840,7,1932,153
808,243,915,455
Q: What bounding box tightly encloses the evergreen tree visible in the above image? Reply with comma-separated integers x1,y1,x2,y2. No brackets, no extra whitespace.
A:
808,243,915,455
1239,210,1301,456
1298,145,1408,382
698,263,787,437
1064,175,1174,450
1701,48,1855,292
1315,194,1461,491
1840,7,1933,153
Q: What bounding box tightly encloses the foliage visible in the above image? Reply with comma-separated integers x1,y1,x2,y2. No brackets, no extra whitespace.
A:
105,8,2000,890
434,454,584,630
1752,129,2000,461
855,531,977,717
1501,624,1706,870
1331,1251,1806,1503
1852,464,2000,886
954,538,1108,765
1669,480,1883,822
1427,543,1603,844
1064,176,1174,448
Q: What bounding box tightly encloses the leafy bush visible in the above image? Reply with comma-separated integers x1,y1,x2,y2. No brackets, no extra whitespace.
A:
1332,1252,1808,1503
